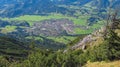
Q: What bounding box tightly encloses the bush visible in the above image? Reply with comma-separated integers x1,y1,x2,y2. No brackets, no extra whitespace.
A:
0,56,9,67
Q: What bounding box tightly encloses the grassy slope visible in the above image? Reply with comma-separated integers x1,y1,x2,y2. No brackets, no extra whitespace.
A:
26,36,76,45
1,26,17,34
47,36,76,44
84,61,120,67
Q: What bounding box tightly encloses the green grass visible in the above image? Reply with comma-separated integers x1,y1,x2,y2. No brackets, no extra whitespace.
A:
91,20,105,29
47,36,76,44
1,25,17,34
0,13,89,26
74,20,105,34
26,36,76,44
74,28,93,34
72,17,87,25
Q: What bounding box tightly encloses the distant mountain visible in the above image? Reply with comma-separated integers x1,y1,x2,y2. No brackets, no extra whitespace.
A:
53,0,120,8
52,0,78,4
0,0,120,17
0,0,68,17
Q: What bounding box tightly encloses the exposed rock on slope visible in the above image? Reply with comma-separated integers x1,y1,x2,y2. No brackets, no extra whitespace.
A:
71,32,104,50
71,16,120,50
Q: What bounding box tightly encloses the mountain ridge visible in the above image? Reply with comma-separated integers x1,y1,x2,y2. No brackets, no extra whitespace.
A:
0,0,120,17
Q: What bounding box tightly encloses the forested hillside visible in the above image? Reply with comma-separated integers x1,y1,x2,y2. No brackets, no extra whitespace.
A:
0,12,119,67
0,0,120,67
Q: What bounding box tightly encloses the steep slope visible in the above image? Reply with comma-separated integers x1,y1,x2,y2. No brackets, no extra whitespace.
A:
0,36,29,60
71,14,120,50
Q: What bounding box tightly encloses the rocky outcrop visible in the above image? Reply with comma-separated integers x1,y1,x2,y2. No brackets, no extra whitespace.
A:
71,31,104,50
71,18,120,50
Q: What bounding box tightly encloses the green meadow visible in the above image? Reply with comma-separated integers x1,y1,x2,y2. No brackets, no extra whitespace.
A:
47,36,77,44
1,25,17,34
0,13,89,26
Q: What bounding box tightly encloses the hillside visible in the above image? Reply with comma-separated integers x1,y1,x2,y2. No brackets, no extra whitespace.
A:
0,0,69,17
0,36,29,60
0,0,120,17
84,61,120,67
0,0,120,67
0,13,119,67
71,14,120,50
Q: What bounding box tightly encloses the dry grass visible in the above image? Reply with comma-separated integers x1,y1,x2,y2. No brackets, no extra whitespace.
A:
115,29,120,37
84,61,120,67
